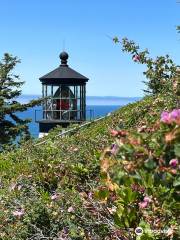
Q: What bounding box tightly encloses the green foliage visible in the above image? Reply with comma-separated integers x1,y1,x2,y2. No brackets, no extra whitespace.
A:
0,91,178,239
0,53,41,150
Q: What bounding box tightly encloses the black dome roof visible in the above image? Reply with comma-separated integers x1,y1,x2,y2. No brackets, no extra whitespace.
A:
39,52,89,85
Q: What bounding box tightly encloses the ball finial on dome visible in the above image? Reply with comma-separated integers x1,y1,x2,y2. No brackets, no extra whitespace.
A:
59,51,69,65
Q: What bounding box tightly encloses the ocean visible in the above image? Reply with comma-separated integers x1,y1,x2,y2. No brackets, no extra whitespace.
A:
16,95,141,138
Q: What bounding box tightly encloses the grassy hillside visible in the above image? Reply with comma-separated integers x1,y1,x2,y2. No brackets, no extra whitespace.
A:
0,93,179,239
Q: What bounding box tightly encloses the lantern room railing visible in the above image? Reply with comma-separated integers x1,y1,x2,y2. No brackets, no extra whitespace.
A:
35,109,94,123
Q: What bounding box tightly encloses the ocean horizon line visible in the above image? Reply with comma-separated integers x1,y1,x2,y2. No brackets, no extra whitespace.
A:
17,95,142,106
19,94,142,99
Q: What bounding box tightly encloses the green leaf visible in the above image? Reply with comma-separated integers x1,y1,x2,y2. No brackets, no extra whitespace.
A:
113,37,119,43
144,158,156,170
116,204,124,219
94,189,109,200
173,178,180,187
113,212,122,226
174,143,180,157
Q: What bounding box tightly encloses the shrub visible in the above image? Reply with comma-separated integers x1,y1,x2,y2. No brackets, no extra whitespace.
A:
94,108,180,239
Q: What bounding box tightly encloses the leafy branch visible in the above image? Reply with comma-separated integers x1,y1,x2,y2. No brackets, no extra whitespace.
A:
113,37,177,95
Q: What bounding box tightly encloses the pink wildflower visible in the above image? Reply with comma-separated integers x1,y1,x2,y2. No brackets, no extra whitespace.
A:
67,206,74,213
138,201,148,209
170,109,180,124
51,193,59,200
161,111,171,124
110,144,119,155
169,159,178,168
13,209,24,218
143,196,152,203
110,129,119,137
139,196,152,209
161,109,180,125
110,129,127,137
132,55,141,62
170,109,180,119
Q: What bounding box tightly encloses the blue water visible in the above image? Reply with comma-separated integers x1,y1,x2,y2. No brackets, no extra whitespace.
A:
16,95,141,138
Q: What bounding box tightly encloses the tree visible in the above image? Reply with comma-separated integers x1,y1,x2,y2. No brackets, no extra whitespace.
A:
0,53,41,149
113,37,177,95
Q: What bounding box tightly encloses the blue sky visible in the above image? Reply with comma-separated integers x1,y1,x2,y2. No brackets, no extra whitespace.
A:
0,0,180,97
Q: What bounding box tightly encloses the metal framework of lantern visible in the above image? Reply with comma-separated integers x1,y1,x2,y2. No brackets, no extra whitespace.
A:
42,84,86,121
36,52,90,134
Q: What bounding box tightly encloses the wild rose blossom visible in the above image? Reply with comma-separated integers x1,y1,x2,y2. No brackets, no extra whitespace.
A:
138,201,148,209
170,109,180,124
161,111,171,124
161,109,180,124
110,129,127,137
138,196,152,209
118,130,127,137
132,54,141,62
143,196,152,203
169,159,178,168
110,129,119,137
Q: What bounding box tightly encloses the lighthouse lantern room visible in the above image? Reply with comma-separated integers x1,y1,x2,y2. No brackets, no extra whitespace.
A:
37,52,89,135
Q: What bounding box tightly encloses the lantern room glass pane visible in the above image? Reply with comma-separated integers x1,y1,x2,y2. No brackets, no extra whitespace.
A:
69,86,74,99
52,86,59,98
46,85,52,97
42,84,86,121
76,86,80,98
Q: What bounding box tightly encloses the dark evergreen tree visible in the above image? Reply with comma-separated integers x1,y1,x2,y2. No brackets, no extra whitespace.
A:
0,53,41,149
